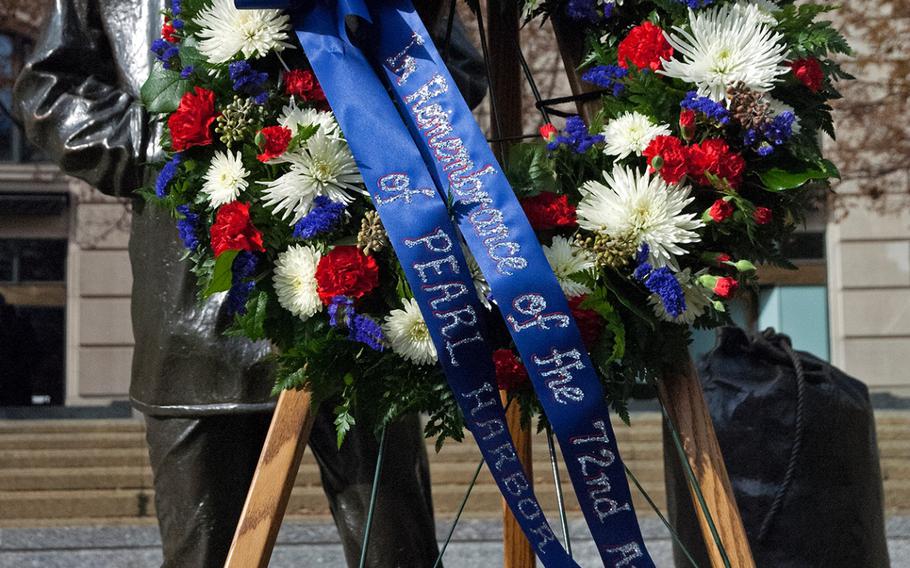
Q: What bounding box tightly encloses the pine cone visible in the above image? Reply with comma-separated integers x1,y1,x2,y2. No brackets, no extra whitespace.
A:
574,231,638,269
727,81,770,129
357,210,388,255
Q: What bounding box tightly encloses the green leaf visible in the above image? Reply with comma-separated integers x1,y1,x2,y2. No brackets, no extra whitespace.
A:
757,166,830,191
140,61,190,114
203,249,239,297
227,290,268,340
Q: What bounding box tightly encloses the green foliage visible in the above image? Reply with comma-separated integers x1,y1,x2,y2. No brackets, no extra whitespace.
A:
506,142,558,195
140,62,189,113
775,4,853,58
226,290,269,341
758,163,836,191
203,249,239,297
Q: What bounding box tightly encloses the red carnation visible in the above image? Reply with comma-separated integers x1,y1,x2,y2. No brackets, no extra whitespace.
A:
284,69,326,102
210,202,266,257
713,276,739,299
679,109,696,141
569,295,603,348
687,139,745,189
539,123,558,142
716,253,732,264
493,349,529,392
643,135,688,184
520,192,577,231
161,18,177,43
754,206,773,225
708,199,734,222
167,87,218,152
257,126,293,163
617,21,674,71
315,246,379,304
790,58,824,92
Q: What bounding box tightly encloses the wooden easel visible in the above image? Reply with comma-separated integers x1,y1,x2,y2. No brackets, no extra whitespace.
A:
226,4,755,567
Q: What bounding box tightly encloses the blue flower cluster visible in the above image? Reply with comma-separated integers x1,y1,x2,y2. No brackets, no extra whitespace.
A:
327,295,385,351
674,0,715,8
681,91,730,124
632,245,687,318
293,196,347,239
155,154,182,198
151,38,179,70
180,65,194,79
745,111,796,157
227,252,259,316
550,116,604,153
229,61,270,105
566,0,600,22
170,0,184,27
175,205,200,251
581,65,628,97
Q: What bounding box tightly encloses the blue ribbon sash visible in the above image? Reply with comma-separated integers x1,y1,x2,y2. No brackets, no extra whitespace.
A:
234,0,655,565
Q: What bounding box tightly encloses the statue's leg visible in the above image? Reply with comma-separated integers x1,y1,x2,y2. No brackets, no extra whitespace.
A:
308,406,440,568
145,412,272,568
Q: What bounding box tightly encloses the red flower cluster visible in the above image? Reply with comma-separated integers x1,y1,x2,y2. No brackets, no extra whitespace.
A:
643,136,688,184
210,202,265,257
790,58,824,92
539,123,558,141
315,246,379,304
713,276,739,299
493,349,529,392
257,126,293,163
644,136,745,189
753,206,773,225
168,87,218,152
284,69,326,102
568,295,603,348
617,21,673,71
709,199,734,222
161,18,177,43
520,192,576,231
688,139,745,189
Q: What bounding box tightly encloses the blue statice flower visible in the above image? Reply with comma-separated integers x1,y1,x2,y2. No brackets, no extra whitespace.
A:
643,267,686,317
756,143,774,157
328,295,354,327
293,196,347,239
566,0,600,22
675,0,714,8
327,295,384,351
349,314,384,351
228,61,269,101
681,91,730,124
634,244,650,266
227,251,259,316
175,205,200,251
762,111,795,146
633,262,652,282
180,65,194,79
581,65,628,97
155,154,182,198
743,128,759,146
603,2,615,19
151,38,179,69
171,0,182,15
551,116,604,153
172,18,184,29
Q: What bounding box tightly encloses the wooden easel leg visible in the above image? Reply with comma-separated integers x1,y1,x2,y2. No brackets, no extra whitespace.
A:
658,357,756,568
501,391,535,568
224,388,317,568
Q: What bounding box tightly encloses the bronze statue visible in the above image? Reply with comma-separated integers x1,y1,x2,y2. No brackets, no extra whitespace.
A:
13,0,484,565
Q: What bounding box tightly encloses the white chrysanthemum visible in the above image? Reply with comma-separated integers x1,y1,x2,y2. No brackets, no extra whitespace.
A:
647,268,712,325
577,165,703,269
542,236,596,298
201,150,249,207
602,112,672,159
659,4,789,101
279,102,341,138
260,131,364,224
767,98,802,134
384,298,437,366
194,0,292,64
273,244,322,320
733,0,781,25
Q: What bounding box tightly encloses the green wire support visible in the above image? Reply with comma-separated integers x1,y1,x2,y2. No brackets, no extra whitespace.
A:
659,401,732,568
545,424,572,557
358,425,388,568
433,457,485,568
625,464,701,568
